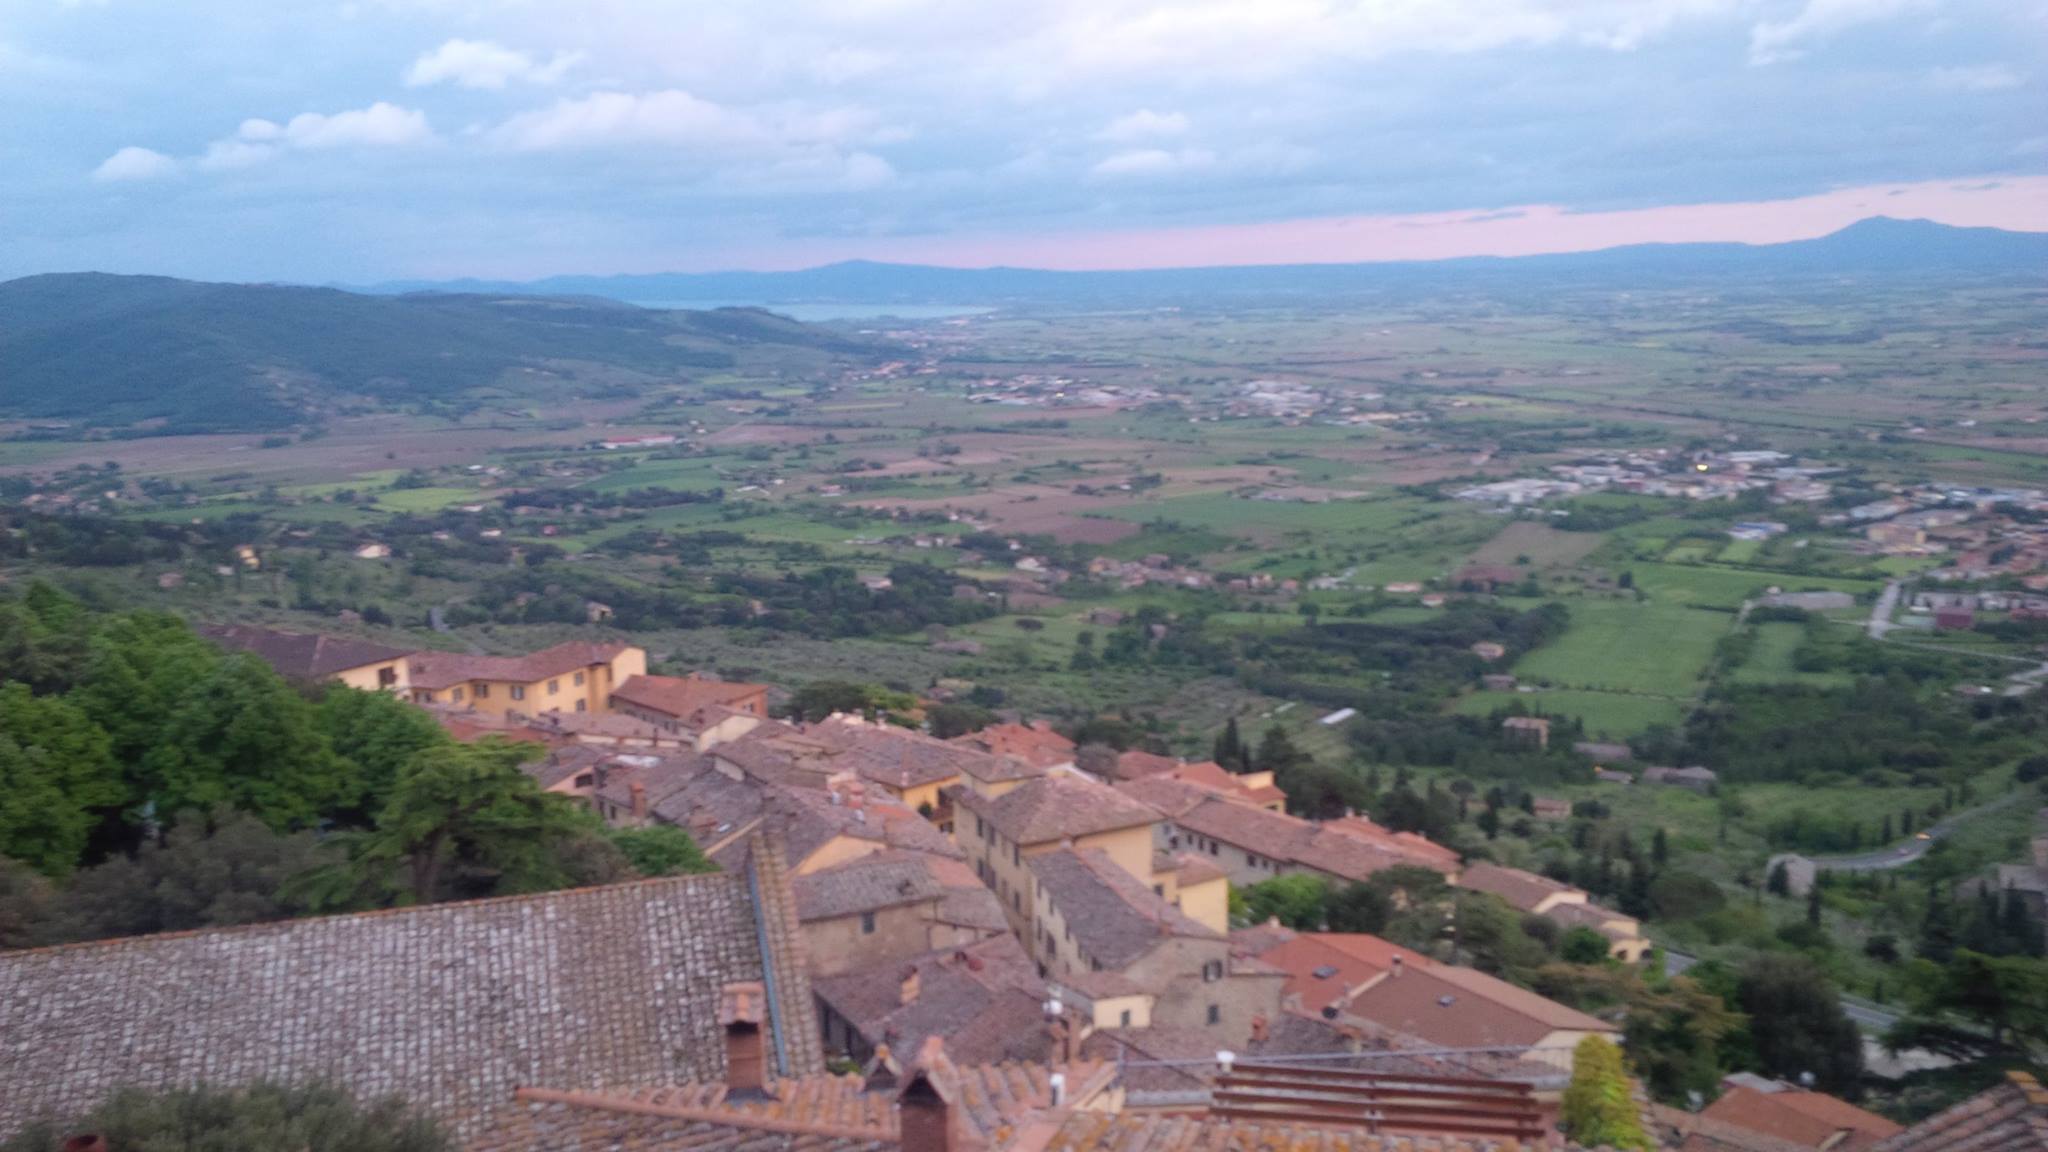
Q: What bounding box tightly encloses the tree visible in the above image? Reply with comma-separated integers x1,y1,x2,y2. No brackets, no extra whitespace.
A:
143,656,354,831
1325,882,1391,934
1254,725,1309,774
1476,805,1501,840
1886,951,2048,1059
925,701,995,740
1621,975,1743,1106
0,681,123,875
1651,827,1670,867
315,687,447,821
0,581,92,695
1648,871,1725,922
1213,717,1243,769
1561,926,1613,965
609,826,715,877
1735,955,1865,1096
333,738,592,905
0,856,54,950
1806,883,1823,927
1766,861,1790,896
1239,873,1329,930
48,807,338,945
785,680,878,723
0,1081,450,1152
1562,1035,1650,1150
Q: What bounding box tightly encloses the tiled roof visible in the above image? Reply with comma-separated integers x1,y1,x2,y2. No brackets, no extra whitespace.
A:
1456,861,1581,912
611,672,764,718
408,641,629,690
1250,932,1433,1013
1169,853,1226,888
1160,760,1287,807
521,742,610,790
0,866,822,1137
812,937,1056,1067
1868,1070,2048,1152
809,717,1001,790
1112,749,1184,781
795,852,948,922
1027,847,1220,969
1343,961,1613,1048
1652,1102,1815,1152
1549,901,1641,941
475,1056,1120,1152
199,623,411,680
953,775,1161,846
1121,777,1455,883
952,722,1077,770
1699,1086,1902,1151
1039,1109,1554,1151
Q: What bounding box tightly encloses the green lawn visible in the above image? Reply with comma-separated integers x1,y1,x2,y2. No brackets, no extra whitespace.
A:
1622,562,1876,611
370,487,478,513
1453,688,1689,740
1513,598,1730,697
1727,622,1855,689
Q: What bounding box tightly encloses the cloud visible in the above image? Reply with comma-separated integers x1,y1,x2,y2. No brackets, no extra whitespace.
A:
405,38,579,90
490,89,887,154
92,146,176,182
1096,109,1190,142
199,102,433,169
1928,64,2024,91
1090,147,1216,179
1749,0,1931,64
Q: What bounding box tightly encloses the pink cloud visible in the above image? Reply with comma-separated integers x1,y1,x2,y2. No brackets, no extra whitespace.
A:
707,175,2048,272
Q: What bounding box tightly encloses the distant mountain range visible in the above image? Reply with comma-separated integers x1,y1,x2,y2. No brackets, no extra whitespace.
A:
0,274,886,433
364,218,2048,307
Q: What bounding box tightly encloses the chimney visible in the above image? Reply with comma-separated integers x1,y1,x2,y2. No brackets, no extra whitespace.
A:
63,1138,108,1152
1391,955,1404,978
1250,1013,1270,1044
1049,1071,1067,1107
719,981,772,1099
899,966,921,1005
897,1037,960,1152
629,780,648,821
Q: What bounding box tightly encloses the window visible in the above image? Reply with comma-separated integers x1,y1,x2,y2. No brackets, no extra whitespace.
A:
573,773,594,789
1209,842,1219,856
574,699,587,713
574,670,586,686
450,686,465,703
547,679,560,695
1012,844,1021,867
475,683,490,699
377,667,397,688
1153,885,1165,897
860,911,876,935
1119,1009,1132,1028
1012,891,1021,912
511,685,526,701
1203,960,1223,982
1207,1004,1221,1025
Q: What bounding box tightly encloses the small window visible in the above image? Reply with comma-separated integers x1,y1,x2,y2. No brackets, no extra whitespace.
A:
548,679,560,695
1012,891,1021,912
1207,1004,1221,1025
511,685,526,701
1012,844,1021,867
1209,842,1219,857
861,911,876,935
574,670,586,686
475,683,490,699
378,667,397,688
1119,1009,1132,1028
450,686,465,703
573,773,594,789
1153,885,1165,897
574,699,587,713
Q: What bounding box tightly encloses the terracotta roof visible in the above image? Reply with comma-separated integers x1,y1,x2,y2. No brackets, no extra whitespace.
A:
812,937,1056,1067
1039,1110,1552,1151
611,673,766,719
0,864,821,1137
1112,749,1184,781
1249,932,1433,1013
1652,1102,1815,1152
1169,853,1226,888
1161,759,1287,807
795,852,948,922
1456,861,1582,913
408,640,629,690
199,623,411,680
1699,1086,1902,1152
1869,1070,2048,1152
473,1058,1119,1152
1027,847,1220,969
1121,777,1456,883
953,775,1161,846
809,717,1000,790
952,722,1078,770
1341,960,1613,1048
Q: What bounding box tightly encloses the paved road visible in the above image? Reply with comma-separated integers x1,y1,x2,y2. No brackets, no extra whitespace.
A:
1803,787,2028,873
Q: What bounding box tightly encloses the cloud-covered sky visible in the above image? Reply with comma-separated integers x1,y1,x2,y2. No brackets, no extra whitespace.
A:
2,0,2042,281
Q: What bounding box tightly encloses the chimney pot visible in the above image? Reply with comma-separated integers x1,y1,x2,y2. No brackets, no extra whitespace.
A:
900,966,921,1005
719,982,771,1099
629,780,649,820
1391,955,1404,977
1049,1072,1067,1107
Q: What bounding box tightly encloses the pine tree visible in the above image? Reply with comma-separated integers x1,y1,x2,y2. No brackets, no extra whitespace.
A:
1919,882,1957,964
1561,1036,1650,1151
1881,814,1893,842
1651,826,1669,867
1212,717,1243,770
1806,882,1823,927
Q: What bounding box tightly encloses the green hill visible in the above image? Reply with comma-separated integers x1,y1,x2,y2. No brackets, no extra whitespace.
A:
0,274,886,433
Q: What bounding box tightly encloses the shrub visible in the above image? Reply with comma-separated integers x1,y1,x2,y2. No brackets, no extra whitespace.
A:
1561,1035,1650,1151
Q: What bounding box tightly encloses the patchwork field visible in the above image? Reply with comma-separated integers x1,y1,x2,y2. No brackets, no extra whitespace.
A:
1512,598,1730,698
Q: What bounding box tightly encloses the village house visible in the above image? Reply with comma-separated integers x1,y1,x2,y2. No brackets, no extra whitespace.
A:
0,847,821,1138
949,774,1164,941
950,720,1078,773
407,640,647,717
812,934,1060,1066
199,623,413,693
792,849,1008,977
1118,776,1460,890
1501,715,1550,748
1455,862,1651,962
610,671,771,732
1025,845,1284,1041
1671,1077,1903,1152
1638,764,1719,793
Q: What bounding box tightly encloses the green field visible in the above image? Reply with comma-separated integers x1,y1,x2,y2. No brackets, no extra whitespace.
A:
1453,688,1688,739
1513,598,1730,698
1727,622,1855,689
1622,562,1876,611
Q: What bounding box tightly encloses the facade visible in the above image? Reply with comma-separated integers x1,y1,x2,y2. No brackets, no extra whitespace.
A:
950,775,1163,940
407,641,647,717
1456,861,1650,961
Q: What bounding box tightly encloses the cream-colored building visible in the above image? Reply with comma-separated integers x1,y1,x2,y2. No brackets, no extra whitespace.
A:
407,642,646,718
950,775,1162,938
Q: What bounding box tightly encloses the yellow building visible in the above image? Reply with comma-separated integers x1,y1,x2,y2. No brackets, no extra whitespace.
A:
407,642,646,717
200,624,413,693
950,775,1161,941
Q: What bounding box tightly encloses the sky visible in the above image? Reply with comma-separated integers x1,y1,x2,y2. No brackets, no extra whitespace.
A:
0,0,2043,282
